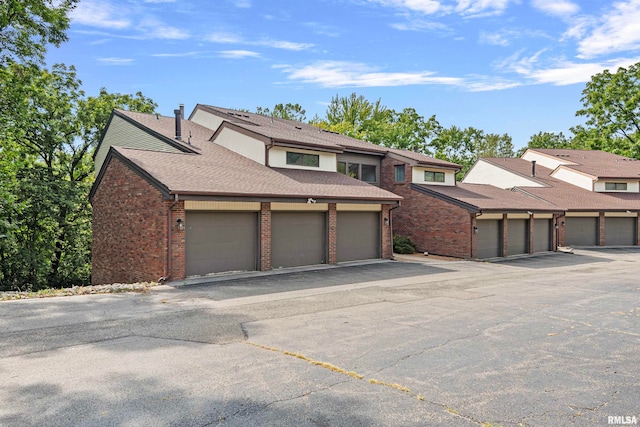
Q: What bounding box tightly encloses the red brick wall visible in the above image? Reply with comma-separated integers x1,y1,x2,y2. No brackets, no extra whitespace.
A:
260,202,271,271
91,157,169,284
381,157,473,258
328,204,337,264
170,201,185,279
381,204,393,259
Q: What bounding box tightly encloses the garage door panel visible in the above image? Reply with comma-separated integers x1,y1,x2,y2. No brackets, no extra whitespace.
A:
565,217,598,246
337,212,380,262
507,219,528,255
272,212,326,268
186,212,258,276
477,219,501,259
533,219,552,252
605,217,636,246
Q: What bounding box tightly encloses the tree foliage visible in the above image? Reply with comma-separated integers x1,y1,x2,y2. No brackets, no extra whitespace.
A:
573,63,640,158
0,0,78,64
256,103,307,122
0,63,156,290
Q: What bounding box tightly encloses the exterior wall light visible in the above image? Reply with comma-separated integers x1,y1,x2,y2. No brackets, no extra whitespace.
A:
473,226,478,234
176,218,184,231
384,217,389,226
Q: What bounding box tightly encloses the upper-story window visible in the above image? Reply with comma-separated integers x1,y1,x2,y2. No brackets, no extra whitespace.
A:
605,182,627,191
338,161,377,183
287,151,319,167
425,171,445,183
394,164,405,182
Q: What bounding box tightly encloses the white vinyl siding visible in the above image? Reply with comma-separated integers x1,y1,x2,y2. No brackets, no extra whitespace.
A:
595,181,638,192
269,146,336,172
550,167,594,191
95,115,182,172
214,127,266,165
189,108,225,132
412,166,455,186
463,160,542,188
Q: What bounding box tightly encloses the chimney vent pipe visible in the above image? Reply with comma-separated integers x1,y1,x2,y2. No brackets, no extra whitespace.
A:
174,109,182,141
531,160,536,177
179,103,184,119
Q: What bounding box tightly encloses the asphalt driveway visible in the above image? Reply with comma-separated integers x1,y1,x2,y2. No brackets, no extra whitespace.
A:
0,249,638,426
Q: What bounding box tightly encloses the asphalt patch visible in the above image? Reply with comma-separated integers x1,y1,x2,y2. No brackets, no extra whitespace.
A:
491,252,612,269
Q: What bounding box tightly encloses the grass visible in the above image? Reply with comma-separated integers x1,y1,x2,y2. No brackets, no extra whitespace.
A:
0,282,157,301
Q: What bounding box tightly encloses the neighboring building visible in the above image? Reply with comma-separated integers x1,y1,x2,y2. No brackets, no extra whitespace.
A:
380,151,562,259
91,106,409,285
464,149,640,247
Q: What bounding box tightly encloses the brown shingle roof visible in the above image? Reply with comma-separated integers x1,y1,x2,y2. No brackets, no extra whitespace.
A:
529,149,640,179
387,147,461,169
414,182,561,212
482,157,640,211
112,145,400,201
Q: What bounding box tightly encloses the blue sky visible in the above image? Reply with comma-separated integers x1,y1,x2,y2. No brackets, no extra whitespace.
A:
46,0,640,148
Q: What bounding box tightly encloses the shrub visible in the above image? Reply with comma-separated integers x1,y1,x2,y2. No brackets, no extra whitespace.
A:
393,235,416,254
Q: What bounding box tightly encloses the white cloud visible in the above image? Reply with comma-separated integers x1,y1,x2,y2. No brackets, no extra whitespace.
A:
205,32,313,51
368,0,446,15
390,18,452,32
151,51,204,57
235,0,252,8
141,23,189,40
576,0,640,59
71,0,130,29
498,50,640,85
97,57,134,65
455,0,514,17
277,60,463,87
531,0,579,17
368,0,515,18
218,50,261,59
479,30,512,46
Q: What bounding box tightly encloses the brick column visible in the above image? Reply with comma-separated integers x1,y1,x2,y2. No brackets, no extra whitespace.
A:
260,202,271,271
169,200,185,280
501,214,509,257
557,214,566,247
328,203,337,264
636,215,640,246
470,214,478,259
598,212,605,246
552,214,560,250
528,213,535,254
382,205,393,259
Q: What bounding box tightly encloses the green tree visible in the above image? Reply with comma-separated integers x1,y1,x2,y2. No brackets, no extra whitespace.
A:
0,0,78,64
573,62,640,158
516,131,584,156
0,63,156,290
256,103,307,122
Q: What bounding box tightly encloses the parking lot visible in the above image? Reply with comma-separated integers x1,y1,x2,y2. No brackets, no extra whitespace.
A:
1,248,638,426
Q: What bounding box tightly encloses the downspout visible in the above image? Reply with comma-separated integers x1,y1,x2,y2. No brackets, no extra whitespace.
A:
388,203,400,260
265,138,275,166
473,211,482,259
161,193,179,283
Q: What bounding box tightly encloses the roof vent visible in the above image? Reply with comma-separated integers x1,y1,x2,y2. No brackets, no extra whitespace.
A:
531,160,536,177
179,103,184,119
174,109,182,141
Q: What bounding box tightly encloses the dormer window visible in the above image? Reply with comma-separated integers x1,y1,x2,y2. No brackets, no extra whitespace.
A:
425,171,445,183
287,151,319,167
605,182,627,191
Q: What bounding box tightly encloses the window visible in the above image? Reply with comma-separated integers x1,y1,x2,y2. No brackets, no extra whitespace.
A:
337,161,377,183
348,163,360,179
425,171,445,183
605,182,627,191
394,165,405,182
361,164,376,183
287,151,319,167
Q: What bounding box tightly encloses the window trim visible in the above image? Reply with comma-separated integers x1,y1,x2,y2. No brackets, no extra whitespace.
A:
337,161,378,183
